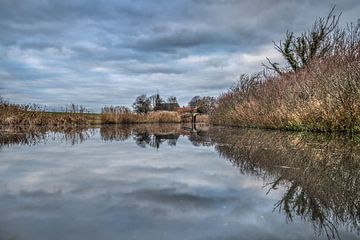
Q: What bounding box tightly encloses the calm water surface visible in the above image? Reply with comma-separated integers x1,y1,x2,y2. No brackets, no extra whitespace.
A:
0,124,359,240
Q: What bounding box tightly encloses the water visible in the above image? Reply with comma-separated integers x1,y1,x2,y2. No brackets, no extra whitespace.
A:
0,124,359,240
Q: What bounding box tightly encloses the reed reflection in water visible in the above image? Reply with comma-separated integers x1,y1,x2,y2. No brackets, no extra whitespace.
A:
0,124,359,239
0,125,94,148
208,127,360,239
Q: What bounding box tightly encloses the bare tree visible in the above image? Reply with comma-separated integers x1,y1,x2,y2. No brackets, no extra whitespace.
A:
167,96,178,104
132,95,151,114
188,96,216,114
265,6,341,74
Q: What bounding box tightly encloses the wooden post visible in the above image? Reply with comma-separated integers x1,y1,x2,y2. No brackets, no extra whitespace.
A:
192,113,197,124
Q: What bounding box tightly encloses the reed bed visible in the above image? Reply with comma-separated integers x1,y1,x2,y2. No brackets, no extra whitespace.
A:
101,106,181,124
211,29,360,132
0,101,206,126
0,99,96,126
180,114,209,123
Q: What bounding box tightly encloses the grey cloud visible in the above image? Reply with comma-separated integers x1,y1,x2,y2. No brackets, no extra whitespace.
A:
0,0,150,22
1,0,360,110
19,189,62,199
131,28,217,52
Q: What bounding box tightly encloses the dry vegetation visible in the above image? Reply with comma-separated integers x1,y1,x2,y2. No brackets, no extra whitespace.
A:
101,106,181,124
0,99,99,126
146,111,181,123
181,114,209,123
0,100,209,126
211,12,360,133
211,53,360,132
101,105,210,124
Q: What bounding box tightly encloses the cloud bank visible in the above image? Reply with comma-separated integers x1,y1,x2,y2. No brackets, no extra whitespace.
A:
0,0,359,111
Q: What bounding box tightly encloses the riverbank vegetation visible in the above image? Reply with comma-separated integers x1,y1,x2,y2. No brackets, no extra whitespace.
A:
211,8,360,133
0,98,99,126
99,93,213,124
0,92,212,126
100,106,181,124
100,106,209,124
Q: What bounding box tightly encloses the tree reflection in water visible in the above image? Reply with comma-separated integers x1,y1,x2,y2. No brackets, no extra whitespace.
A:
1,124,360,239
100,124,210,149
209,127,360,239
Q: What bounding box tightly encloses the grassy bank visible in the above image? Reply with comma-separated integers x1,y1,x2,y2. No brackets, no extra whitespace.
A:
0,100,210,126
211,12,360,133
0,100,100,126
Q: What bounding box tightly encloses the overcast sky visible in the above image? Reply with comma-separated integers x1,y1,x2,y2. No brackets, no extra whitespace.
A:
0,0,359,111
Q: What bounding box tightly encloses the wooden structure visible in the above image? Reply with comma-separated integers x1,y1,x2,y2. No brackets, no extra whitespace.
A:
179,107,199,124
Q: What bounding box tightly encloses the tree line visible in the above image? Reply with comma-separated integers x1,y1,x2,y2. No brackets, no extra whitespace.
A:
132,93,216,114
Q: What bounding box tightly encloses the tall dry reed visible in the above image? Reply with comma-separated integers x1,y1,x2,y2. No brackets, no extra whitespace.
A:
101,106,181,124
0,99,92,126
211,26,360,132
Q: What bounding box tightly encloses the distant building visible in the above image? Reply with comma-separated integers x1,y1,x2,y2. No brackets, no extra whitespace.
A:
154,102,180,111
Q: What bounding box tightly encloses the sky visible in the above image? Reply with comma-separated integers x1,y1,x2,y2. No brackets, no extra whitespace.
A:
0,0,359,112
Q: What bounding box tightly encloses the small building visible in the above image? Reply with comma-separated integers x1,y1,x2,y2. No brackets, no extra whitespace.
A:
154,102,180,111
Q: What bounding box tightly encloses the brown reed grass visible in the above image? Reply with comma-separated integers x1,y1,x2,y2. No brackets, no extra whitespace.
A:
101,106,181,124
211,27,360,132
0,99,96,126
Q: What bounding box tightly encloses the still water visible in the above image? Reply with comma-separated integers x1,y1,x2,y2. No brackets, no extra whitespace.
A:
0,124,359,240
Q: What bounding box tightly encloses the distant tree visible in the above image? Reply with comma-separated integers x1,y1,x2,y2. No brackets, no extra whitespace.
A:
167,96,178,104
102,105,130,114
188,96,201,108
148,94,157,110
132,95,151,114
188,96,216,114
154,97,180,111
198,96,217,114
265,7,341,74
149,93,164,110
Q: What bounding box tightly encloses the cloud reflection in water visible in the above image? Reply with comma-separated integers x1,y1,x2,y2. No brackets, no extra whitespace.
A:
0,124,359,240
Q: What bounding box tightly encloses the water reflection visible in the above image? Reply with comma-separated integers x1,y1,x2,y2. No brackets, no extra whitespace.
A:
0,124,212,149
1,124,360,239
209,127,360,239
100,124,211,149
0,125,93,148
100,124,212,149
101,124,181,148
